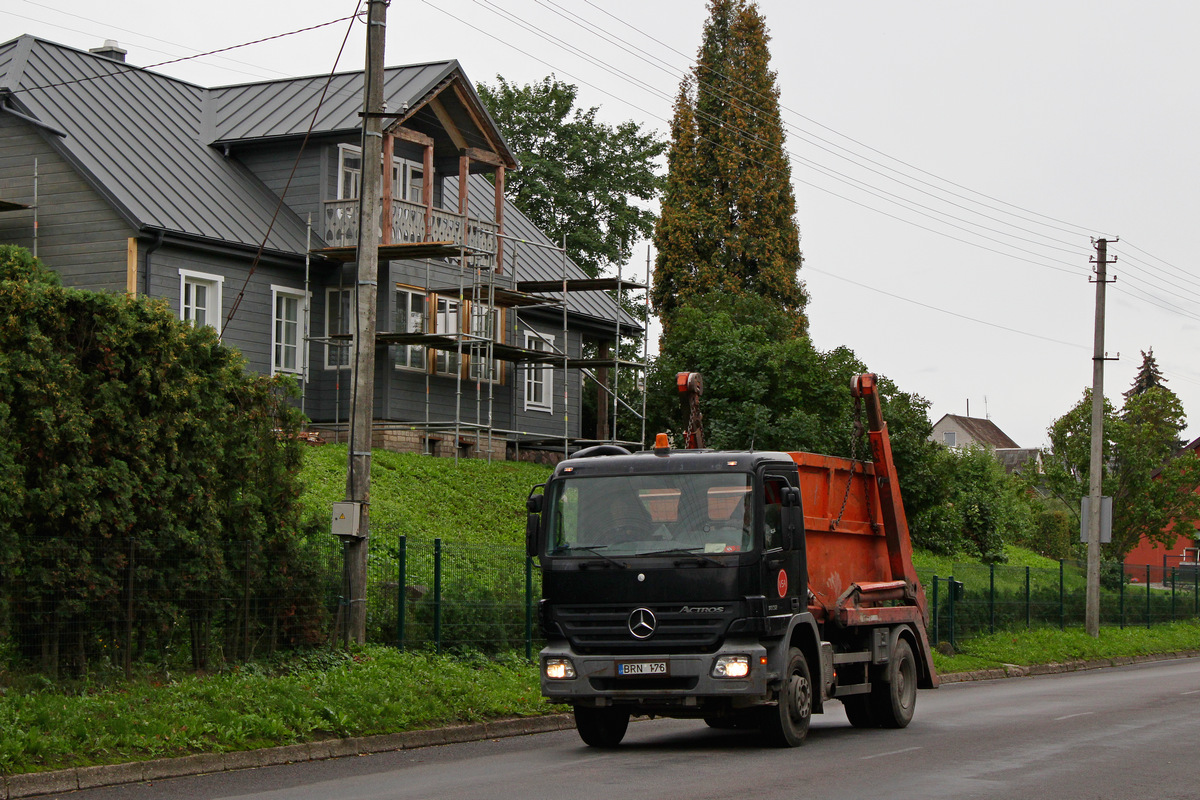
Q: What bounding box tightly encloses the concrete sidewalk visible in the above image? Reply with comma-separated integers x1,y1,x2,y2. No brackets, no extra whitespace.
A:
4,649,1199,800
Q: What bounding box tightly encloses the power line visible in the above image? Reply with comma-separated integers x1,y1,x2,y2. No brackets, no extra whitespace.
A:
575,0,1102,240
12,0,294,80
807,267,1087,350
440,0,1095,279
8,12,364,96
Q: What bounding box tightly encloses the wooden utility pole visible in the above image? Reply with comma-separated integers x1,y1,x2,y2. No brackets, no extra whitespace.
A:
344,0,388,644
1085,237,1116,637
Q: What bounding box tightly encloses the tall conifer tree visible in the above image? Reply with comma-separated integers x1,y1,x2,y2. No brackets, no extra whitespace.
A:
1123,348,1167,401
652,0,806,328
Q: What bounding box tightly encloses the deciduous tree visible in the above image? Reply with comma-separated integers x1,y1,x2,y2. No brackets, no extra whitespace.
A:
476,76,665,278
1044,386,1200,558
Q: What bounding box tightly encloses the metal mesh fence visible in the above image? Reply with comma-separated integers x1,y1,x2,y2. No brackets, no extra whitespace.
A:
920,559,1200,648
3,530,1196,677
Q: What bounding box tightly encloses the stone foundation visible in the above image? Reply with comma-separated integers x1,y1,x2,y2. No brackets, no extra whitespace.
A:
315,425,508,461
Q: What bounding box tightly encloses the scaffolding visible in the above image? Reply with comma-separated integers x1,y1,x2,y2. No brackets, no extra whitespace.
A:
308,216,647,462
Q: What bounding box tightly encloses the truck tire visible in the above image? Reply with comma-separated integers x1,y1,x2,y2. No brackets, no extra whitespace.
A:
871,637,917,728
574,706,630,747
761,647,812,747
841,695,878,728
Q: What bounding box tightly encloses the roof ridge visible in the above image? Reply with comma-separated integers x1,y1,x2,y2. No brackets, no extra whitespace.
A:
211,59,459,91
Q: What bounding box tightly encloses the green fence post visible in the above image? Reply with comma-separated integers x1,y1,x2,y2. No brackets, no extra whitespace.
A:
397,536,407,651
1025,566,1031,629
948,574,956,650
989,563,996,635
1119,567,1125,629
1146,565,1151,629
525,556,534,660
1171,568,1177,621
1059,560,1065,631
932,575,939,645
434,537,443,654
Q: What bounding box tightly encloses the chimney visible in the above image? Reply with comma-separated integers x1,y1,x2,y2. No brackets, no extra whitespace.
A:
89,40,127,62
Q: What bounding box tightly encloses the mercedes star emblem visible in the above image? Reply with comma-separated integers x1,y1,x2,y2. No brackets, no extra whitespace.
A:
628,607,656,639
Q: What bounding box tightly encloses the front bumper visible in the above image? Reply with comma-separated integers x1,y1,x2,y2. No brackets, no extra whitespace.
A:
540,639,776,705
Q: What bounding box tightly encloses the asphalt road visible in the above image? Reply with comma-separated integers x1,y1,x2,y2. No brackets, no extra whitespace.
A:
48,659,1200,800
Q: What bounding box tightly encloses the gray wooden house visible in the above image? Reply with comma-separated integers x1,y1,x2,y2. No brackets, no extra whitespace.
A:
0,35,642,459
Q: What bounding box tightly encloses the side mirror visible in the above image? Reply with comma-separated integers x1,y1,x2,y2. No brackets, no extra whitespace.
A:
526,512,540,559
780,487,802,550
526,485,545,558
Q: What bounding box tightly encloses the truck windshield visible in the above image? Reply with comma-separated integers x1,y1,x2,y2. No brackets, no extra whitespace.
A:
546,472,754,557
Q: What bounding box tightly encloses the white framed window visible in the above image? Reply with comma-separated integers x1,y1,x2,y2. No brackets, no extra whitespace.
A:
435,297,460,375
179,269,223,331
468,302,501,383
390,158,425,202
271,285,308,376
337,144,362,201
340,144,427,201
394,287,427,371
943,431,956,447
325,288,352,369
524,331,554,413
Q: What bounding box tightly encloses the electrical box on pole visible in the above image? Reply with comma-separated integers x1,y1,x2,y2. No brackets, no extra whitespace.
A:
1079,496,1112,544
332,502,364,538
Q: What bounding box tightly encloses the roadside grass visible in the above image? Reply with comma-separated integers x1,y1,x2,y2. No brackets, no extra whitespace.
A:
932,619,1200,674
3,622,1198,776
0,648,558,776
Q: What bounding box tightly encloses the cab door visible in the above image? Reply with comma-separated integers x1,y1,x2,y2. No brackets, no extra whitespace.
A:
760,470,803,615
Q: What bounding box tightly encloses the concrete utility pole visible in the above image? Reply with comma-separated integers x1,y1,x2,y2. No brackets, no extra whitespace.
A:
1085,237,1116,637
344,0,388,644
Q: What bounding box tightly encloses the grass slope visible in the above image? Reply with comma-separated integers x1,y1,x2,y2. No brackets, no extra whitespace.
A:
299,445,551,547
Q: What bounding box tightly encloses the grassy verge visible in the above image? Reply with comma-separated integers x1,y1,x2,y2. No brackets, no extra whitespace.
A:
0,648,557,776
4,621,1199,776
932,619,1200,674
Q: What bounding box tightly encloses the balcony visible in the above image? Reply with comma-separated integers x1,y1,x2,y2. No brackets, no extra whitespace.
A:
322,198,497,254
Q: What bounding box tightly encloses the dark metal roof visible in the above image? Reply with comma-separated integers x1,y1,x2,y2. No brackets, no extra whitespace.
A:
0,35,310,254
0,35,636,334
212,62,443,142
0,37,518,256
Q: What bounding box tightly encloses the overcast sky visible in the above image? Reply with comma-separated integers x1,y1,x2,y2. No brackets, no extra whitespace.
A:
8,0,1199,449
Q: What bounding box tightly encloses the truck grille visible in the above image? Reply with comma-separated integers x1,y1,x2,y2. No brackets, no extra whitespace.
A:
555,604,730,654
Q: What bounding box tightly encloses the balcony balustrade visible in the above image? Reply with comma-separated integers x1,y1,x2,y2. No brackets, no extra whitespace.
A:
322,198,497,254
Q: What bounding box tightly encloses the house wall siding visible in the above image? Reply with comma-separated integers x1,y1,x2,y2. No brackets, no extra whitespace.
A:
147,244,319,382
234,141,323,236
0,114,133,291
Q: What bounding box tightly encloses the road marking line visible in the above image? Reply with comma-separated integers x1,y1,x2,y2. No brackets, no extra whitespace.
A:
1054,712,1095,721
1182,690,1200,695
861,746,921,760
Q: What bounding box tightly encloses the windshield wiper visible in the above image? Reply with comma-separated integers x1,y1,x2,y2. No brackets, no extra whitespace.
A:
640,546,724,566
553,544,628,569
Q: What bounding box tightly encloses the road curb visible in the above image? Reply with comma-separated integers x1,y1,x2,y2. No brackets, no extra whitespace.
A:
0,714,577,800
6,650,1200,798
937,648,1200,683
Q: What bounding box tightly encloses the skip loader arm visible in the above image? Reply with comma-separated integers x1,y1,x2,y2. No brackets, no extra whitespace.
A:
851,373,939,688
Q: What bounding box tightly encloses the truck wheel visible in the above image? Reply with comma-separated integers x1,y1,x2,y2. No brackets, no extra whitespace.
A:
841,695,878,728
574,706,630,747
871,637,917,728
761,647,812,747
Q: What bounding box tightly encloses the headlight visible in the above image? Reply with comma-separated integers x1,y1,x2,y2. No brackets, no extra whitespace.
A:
712,654,750,679
544,657,576,680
